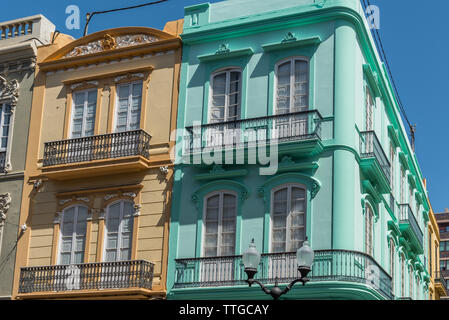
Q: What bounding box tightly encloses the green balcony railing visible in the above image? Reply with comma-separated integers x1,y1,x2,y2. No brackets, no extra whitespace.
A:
399,204,423,248
174,250,393,300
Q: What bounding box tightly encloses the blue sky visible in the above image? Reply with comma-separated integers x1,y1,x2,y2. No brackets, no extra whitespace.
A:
1,0,447,212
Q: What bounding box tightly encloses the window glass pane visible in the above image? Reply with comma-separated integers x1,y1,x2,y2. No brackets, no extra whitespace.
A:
60,253,71,265
107,234,118,249
276,62,291,114
118,85,130,99
132,83,142,97
105,250,116,262
74,92,85,106
120,248,130,261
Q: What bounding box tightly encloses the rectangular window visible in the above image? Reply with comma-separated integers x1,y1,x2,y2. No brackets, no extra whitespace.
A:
115,82,143,132
0,104,11,152
400,167,405,203
390,143,395,193
71,90,97,138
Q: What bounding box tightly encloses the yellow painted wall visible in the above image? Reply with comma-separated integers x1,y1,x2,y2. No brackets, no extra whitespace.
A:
12,21,183,300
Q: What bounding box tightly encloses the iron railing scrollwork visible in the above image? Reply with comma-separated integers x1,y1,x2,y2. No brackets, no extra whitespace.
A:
43,129,151,167
174,250,393,300
18,260,154,294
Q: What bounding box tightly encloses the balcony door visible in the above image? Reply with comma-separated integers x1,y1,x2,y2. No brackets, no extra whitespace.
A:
201,192,237,283
69,90,97,161
207,69,241,148
365,85,375,153
270,184,307,279
113,82,143,156
58,205,88,265
102,200,135,288
274,58,309,141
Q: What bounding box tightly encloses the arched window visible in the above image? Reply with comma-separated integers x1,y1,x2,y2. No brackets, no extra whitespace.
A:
209,69,242,124
271,184,306,253
104,200,134,262
275,58,309,114
203,191,237,257
58,205,88,265
365,203,374,256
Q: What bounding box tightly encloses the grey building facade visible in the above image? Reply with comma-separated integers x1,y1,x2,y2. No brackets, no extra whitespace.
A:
0,15,55,299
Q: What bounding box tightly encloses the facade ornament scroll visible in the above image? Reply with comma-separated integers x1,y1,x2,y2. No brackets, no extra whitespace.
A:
104,194,118,201
0,193,11,226
123,192,137,199
216,43,230,55
76,197,90,203
134,204,142,217
65,34,160,58
70,81,99,91
0,76,19,108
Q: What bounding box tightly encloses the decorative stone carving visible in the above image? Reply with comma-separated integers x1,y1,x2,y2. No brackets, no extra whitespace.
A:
65,34,160,58
123,192,137,199
216,43,230,55
76,197,90,203
70,81,99,90
59,199,71,206
104,194,118,201
114,73,145,83
160,166,169,175
0,76,19,107
0,193,10,226
282,32,297,43
133,204,142,217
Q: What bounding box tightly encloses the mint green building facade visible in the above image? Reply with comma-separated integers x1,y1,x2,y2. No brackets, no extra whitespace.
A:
167,0,430,300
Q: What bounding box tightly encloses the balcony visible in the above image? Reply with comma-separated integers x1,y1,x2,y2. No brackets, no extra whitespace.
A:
174,250,393,300
183,110,323,159
18,260,155,299
399,204,423,253
41,129,151,180
359,131,391,194
435,271,448,297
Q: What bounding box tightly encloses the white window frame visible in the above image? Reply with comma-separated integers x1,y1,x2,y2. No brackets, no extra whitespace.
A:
0,103,14,172
269,183,307,253
390,239,395,293
208,68,242,124
201,190,238,257
69,89,98,138
57,205,88,265
273,57,310,115
102,200,135,262
114,81,143,132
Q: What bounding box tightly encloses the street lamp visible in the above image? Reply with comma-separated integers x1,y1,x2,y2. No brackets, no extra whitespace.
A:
242,238,314,300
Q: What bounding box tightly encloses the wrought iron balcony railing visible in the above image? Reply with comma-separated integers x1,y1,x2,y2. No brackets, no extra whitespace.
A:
184,110,323,153
399,204,423,247
436,271,448,294
18,260,155,294
359,131,391,184
174,250,393,300
43,130,151,167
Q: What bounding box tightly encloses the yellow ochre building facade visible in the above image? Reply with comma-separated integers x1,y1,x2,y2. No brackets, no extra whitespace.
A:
12,20,183,299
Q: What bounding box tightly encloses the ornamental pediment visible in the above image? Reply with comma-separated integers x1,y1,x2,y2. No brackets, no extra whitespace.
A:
65,33,161,58
43,27,178,63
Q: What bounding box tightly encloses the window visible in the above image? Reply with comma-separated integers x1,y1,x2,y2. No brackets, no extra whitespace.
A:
409,186,414,211
365,85,374,131
115,82,143,132
58,205,88,265
390,239,395,292
409,267,413,298
271,184,306,253
203,191,237,257
209,69,241,124
390,143,395,193
104,200,135,262
365,204,374,256
70,90,97,138
275,58,309,114
400,167,405,203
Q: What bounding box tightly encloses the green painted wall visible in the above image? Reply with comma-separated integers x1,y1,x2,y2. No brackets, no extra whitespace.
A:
168,0,430,300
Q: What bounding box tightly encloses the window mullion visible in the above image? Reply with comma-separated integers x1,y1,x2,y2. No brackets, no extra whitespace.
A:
117,201,124,260
290,61,294,113
70,207,78,264
127,84,133,131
